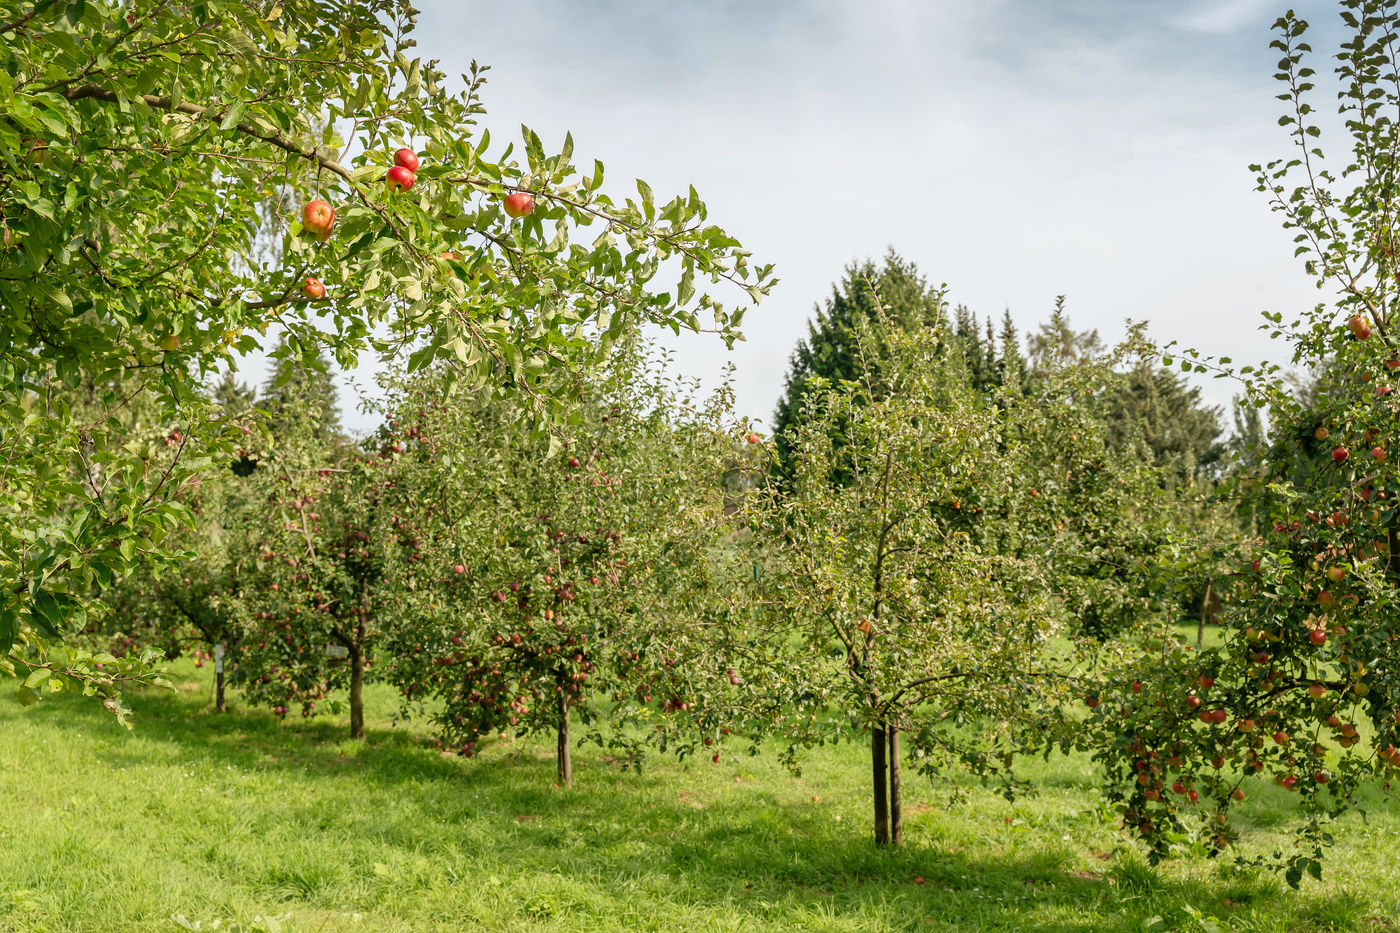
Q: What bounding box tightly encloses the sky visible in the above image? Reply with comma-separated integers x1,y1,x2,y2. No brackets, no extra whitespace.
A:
253,0,1353,433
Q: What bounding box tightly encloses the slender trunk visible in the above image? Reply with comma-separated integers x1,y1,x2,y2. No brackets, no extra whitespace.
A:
348,645,365,740
557,684,573,788
1197,578,1213,650
872,723,889,846
888,726,902,847
214,642,226,713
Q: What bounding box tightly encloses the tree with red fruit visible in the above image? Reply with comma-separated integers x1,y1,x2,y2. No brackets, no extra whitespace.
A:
0,0,769,720
1088,4,1400,885
378,341,737,785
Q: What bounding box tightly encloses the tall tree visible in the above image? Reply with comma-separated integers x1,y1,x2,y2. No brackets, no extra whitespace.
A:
1028,297,1104,371
772,251,946,442
1105,364,1225,485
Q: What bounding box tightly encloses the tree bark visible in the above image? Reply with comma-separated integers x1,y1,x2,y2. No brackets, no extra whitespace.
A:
557,686,573,788
872,723,889,846
888,726,902,847
1197,578,1213,650
348,644,365,740
214,641,226,713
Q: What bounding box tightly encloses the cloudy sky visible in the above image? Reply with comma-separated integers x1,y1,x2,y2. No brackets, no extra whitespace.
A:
294,0,1352,432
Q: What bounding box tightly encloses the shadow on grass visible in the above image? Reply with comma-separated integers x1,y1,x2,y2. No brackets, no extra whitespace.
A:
8,682,1391,933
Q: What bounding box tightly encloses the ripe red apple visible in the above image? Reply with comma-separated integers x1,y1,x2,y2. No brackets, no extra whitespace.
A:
1314,770,1329,784
1378,385,1394,398
1388,359,1400,370
1308,684,1327,698
1315,425,1330,441
1281,774,1298,790
1272,730,1289,745
394,147,420,172
1317,591,1336,608
453,563,466,575
1232,788,1245,801
1309,628,1327,646
302,200,336,240
386,165,416,191
747,432,760,444
1326,565,1346,582
1212,708,1228,724
1131,680,1143,693
1186,695,1202,709
1349,315,1372,339
504,192,535,218
1374,446,1389,461
1333,446,1351,462
1237,718,1256,733
302,277,326,299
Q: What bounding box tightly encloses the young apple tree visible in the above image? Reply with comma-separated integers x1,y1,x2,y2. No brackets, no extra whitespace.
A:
1087,4,1400,884
0,0,769,719
379,342,738,785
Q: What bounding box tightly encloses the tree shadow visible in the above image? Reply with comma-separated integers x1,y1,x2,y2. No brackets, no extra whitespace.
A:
8,682,1393,932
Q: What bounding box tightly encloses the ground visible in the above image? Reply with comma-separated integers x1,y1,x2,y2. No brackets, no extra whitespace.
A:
2,657,1399,932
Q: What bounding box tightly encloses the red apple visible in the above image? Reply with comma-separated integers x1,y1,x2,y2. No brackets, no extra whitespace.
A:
1333,446,1351,462
504,192,535,218
453,564,466,575
1186,695,1202,709
1309,628,1327,646
747,432,760,444
1349,315,1372,338
1272,730,1289,745
1314,770,1329,784
1374,446,1388,461
386,165,416,191
1232,788,1245,801
1307,684,1327,698
1212,708,1229,724
1315,425,1330,441
302,199,336,240
1237,718,1256,733
1326,565,1346,582
302,277,326,300
394,147,420,172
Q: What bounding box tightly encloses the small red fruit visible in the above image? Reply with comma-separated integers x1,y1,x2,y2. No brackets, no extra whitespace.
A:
393,147,420,172
1309,628,1327,646
453,564,466,575
1374,446,1389,461
504,192,535,218
302,277,326,299
747,432,760,444
1333,446,1351,462
386,165,416,191
302,199,336,240
1186,695,1202,709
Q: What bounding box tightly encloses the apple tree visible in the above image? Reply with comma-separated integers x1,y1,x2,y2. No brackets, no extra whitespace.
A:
1087,3,1400,883
378,341,740,785
0,0,770,719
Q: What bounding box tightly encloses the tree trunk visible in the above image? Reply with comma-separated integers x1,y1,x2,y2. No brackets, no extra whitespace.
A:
872,723,889,846
348,645,365,740
1197,578,1213,650
214,642,226,713
557,686,573,788
888,726,902,847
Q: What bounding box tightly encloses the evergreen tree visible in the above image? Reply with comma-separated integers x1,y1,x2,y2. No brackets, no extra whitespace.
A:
996,310,1027,392
1027,297,1104,371
1104,364,1224,485
772,251,947,443
258,336,343,441
212,373,257,417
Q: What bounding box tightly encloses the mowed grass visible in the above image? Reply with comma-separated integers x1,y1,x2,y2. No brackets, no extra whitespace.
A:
3,655,1400,933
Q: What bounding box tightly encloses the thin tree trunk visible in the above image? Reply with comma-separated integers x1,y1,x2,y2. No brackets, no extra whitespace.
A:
214,642,226,713
872,723,889,846
557,686,573,788
1197,578,1213,650
888,726,902,847
348,645,365,740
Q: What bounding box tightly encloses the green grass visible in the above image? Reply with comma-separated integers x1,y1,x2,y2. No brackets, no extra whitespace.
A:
3,660,1400,932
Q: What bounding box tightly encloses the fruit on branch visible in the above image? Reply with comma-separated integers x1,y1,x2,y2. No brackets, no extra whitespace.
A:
1315,426,1330,441
159,334,181,352
1326,565,1347,582
386,165,416,191
302,277,326,300
1374,446,1389,462
1349,315,1373,339
504,192,535,218
1333,446,1351,462
23,138,47,165
747,432,760,444
1309,628,1327,646
394,148,420,172
302,200,336,240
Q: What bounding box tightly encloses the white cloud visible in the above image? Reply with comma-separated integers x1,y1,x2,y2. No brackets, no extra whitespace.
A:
1175,0,1276,34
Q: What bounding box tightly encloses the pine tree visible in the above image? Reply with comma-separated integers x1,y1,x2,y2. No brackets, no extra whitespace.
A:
258,335,343,441
772,251,947,442
1104,364,1224,485
996,310,1027,392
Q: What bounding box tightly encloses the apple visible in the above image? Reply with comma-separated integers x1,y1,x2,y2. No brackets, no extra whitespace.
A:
1388,359,1400,370
1212,708,1229,724
1171,780,1187,795
23,138,48,165
568,457,581,468
394,147,420,172
386,165,416,191
1232,788,1245,801
1188,789,1199,803
1326,565,1347,582
1317,591,1336,608
302,277,326,299
1084,695,1100,709
159,334,181,352
1281,774,1298,790
712,753,720,763
1198,710,1215,724
1333,446,1351,462
504,192,535,218
1186,695,1202,709
1309,628,1327,646
1272,731,1289,745
1349,315,1372,338
1315,425,1330,441
1374,446,1389,461
1237,718,1256,733
1196,675,1215,690
453,564,466,575
1307,683,1327,698
747,432,761,444
1378,385,1394,398
302,200,336,240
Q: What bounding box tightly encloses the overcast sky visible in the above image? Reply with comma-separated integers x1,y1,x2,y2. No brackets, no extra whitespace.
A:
259,0,1353,432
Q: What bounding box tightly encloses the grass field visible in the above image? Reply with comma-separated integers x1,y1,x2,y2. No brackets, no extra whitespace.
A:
3,654,1400,932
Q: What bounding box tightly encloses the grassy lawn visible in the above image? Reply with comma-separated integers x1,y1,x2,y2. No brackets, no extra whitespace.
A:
3,657,1399,932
